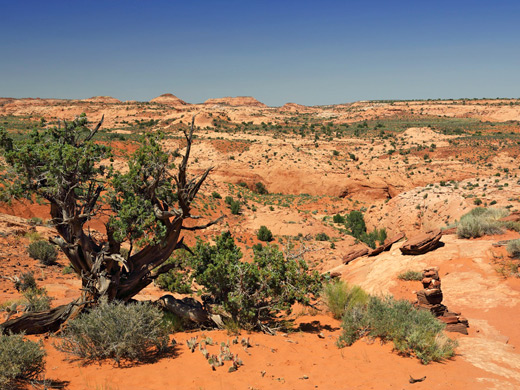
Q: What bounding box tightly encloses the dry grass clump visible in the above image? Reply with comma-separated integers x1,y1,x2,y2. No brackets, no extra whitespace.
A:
58,299,170,363
324,281,457,364
457,207,508,238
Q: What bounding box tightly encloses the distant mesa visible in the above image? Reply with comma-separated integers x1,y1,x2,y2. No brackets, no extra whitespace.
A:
280,102,309,112
82,96,121,104
203,96,267,108
150,93,187,106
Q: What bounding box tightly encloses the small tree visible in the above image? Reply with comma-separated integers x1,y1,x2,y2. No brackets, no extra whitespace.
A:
257,225,273,242
0,115,220,335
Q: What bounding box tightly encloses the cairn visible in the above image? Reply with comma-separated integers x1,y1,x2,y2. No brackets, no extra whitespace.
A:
415,267,469,334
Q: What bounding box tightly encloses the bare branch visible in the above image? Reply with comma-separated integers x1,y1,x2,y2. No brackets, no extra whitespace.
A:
182,215,224,231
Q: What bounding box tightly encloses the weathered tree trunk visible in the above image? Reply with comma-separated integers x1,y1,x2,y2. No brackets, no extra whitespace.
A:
1,300,80,335
0,116,220,335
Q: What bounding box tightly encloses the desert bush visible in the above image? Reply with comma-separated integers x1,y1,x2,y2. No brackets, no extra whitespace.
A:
254,182,268,195
315,232,330,241
0,333,45,388
186,232,321,328
14,272,37,292
346,210,366,238
58,299,169,363
323,281,369,320
230,200,241,215
27,240,57,265
23,287,51,312
211,191,222,199
507,239,520,258
338,295,457,364
257,225,273,242
457,207,508,238
332,214,345,224
397,270,423,281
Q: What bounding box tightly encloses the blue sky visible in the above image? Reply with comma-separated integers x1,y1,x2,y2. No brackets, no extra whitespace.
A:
1,0,519,105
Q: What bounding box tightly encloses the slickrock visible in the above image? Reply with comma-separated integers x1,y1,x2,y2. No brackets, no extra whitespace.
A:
400,229,443,255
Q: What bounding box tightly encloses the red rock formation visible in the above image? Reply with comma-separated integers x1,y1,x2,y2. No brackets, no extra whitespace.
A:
400,229,443,255
150,93,187,106
203,96,267,108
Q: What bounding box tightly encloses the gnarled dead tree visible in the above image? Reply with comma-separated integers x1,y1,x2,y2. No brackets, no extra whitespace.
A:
0,115,220,334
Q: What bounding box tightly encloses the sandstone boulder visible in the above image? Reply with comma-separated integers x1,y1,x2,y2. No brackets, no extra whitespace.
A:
400,229,443,255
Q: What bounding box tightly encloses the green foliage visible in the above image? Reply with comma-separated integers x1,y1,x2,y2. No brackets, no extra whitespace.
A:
346,210,366,238
14,272,36,292
323,281,369,320
397,270,424,281
22,287,51,312
257,225,273,242
166,232,321,328
230,200,241,215
457,207,508,238
315,232,330,241
155,251,193,294
254,182,268,195
211,191,222,199
332,214,345,224
27,240,57,265
507,239,520,258
0,333,45,388
338,295,457,364
58,299,169,363
345,211,386,249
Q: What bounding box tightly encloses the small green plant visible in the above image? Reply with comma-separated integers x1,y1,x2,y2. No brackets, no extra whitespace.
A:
58,299,169,363
257,225,273,242
62,265,75,275
27,240,57,266
323,281,369,320
0,333,46,388
315,232,330,241
507,239,520,258
230,200,241,215
254,182,268,195
332,214,345,224
14,272,37,292
23,287,51,312
397,270,423,281
211,191,222,199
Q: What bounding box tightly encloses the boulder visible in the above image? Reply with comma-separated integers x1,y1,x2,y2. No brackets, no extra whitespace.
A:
400,229,443,255
368,232,405,256
343,247,369,264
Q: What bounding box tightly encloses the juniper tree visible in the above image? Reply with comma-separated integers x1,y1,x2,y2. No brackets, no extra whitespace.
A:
0,115,219,334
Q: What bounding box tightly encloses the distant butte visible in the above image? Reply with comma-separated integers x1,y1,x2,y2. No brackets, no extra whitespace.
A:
150,93,188,106
203,96,267,108
82,96,122,104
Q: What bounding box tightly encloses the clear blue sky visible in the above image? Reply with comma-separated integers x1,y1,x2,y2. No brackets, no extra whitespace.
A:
1,0,519,106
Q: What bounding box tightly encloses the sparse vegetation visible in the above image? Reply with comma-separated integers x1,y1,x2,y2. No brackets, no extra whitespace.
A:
397,270,423,281
257,225,273,242
58,299,170,363
457,207,508,238
323,281,369,320
337,293,457,364
0,333,46,389
27,240,57,266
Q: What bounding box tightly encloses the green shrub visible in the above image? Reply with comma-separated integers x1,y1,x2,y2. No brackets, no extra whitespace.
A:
332,214,345,224
58,299,169,363
14,272,37,292
397,270,423,281
27,240,57,265
22,288,51,312
323,281,369,320
315,232,330,241
507,239,520,258
187,232,321,328
0,333,45,388
257,225,273,242
254,182,268,195
338,295,457,364
457,207,508,238
211,191,222,199
346,210,366,238
224,196,234,205
230,200,241,215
